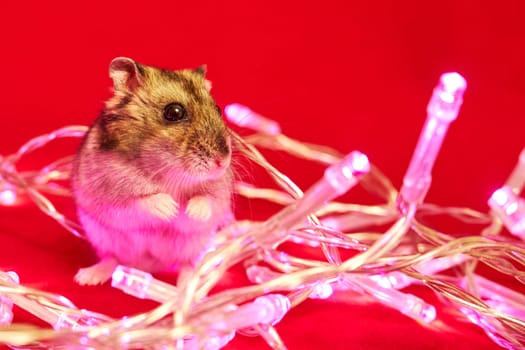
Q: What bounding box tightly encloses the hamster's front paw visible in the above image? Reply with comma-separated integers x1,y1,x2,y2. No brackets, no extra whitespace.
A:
139,193,179,220
186,195,212,221
74,257,118,286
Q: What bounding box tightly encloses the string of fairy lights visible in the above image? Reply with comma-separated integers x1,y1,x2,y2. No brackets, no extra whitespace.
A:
0,72,524,349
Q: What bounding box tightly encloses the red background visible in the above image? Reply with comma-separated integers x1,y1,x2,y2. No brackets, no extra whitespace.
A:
1,1,524,349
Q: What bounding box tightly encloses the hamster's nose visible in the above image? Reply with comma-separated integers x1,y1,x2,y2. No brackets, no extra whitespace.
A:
215,157,227,168
213,148,232,171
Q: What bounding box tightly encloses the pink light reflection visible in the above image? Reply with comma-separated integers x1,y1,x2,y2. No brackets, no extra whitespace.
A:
488,186,525,237
440,72,467,96
491,188,509,206
0,190,17,206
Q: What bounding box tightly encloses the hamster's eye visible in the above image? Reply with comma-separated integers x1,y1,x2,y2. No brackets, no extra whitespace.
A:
163,103,187,122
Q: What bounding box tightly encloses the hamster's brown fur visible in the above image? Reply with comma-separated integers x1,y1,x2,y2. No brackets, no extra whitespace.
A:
72,57,233,285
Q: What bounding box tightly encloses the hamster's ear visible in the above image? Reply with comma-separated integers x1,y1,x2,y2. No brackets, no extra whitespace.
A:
194,65,207,76
204,79,212,92
109,57,144,91
193,65,212,91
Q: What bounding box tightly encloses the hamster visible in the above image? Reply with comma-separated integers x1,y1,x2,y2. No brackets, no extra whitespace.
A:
71,57,234,285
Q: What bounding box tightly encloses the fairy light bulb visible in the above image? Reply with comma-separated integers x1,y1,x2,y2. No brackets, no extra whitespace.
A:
277,151,369,230
504,146,525,194
460,275,525,347
370,272,413,290
246,265,279,284
461,275,525,318
0,271,82,330
0,296,13,326
252,294,291,325
488,186,525,238
0,272,16,325
111,265,178,303
0,188,17,206
5,271,19,284
310,282,334,299
398,72,467,211
0,272,18,326
224,103,282,135
350,276,436,323
234,294,290,329
206,294,290,333
0,190,16,205
325,151,370,193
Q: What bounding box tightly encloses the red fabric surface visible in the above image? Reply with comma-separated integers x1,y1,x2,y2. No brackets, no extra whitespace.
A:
1,1,524,349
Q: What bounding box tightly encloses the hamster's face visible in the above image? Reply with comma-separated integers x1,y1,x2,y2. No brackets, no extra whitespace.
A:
99,57,231,183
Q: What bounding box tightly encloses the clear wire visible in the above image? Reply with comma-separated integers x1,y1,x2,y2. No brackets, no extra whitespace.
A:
0,111,524,349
